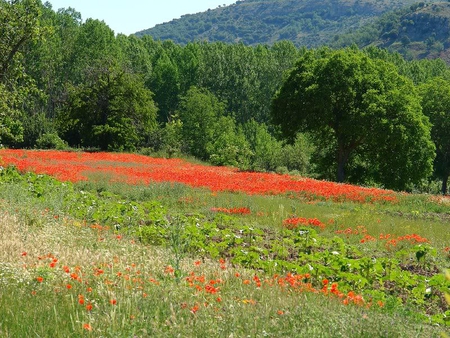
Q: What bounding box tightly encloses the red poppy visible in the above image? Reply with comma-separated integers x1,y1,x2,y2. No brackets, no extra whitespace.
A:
190,305,200,314
83,323,92,331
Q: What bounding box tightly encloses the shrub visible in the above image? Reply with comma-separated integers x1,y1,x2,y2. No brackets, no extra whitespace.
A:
35,133,68,150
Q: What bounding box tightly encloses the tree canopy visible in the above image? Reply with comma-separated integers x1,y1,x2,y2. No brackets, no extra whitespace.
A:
59,59,157,151
419,77,450,194
0,0,41,84
271,48,435,190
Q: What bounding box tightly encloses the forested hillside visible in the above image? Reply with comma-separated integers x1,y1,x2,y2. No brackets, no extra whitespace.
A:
333,2,450,62
2,0,450,193
136,0,440,47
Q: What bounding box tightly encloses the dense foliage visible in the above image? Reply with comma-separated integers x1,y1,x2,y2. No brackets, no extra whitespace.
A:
271,47,435,190
2,0,450,191
419,78,450,195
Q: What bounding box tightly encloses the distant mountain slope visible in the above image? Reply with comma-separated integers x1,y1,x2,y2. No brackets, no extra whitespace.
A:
333,2,450,62
135,0,440,47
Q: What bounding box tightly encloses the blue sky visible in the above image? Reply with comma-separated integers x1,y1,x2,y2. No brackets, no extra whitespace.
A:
47,1,237,35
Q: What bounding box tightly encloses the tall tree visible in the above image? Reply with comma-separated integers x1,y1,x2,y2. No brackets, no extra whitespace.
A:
0,0,42,146
271,48,434,190
149,53,180,123
0,83,23,145
419,77,450,195
58,59,157,151
69,18,119,84
116,34,152,80
0,0,41,84
18,4,82,147
177,86,225,160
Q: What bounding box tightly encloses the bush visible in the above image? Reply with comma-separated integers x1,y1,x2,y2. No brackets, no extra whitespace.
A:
207,116,252,169
35,133,68,150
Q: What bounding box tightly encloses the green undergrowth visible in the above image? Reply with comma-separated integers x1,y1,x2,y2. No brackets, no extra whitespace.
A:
0,166,450,333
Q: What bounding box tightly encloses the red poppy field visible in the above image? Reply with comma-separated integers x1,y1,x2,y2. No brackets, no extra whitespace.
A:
0,149,449,336
0,149,398,203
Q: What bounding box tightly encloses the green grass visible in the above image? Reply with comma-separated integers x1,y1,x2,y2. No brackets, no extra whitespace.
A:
0,211,446,337
75,178,450,248
1,168,450,336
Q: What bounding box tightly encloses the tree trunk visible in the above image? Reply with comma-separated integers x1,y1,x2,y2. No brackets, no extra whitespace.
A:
337,142,348,183
337,158,346,183
442,175,449,196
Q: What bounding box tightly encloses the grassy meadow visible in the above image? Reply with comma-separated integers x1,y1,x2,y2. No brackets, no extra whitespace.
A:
0,150,450,337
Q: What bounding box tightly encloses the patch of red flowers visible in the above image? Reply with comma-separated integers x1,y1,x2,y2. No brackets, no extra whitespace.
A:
0,150,398,203
282,217,326,230
210,207,251,215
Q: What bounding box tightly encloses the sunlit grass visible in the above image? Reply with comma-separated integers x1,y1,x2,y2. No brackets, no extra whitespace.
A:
0,210,446,337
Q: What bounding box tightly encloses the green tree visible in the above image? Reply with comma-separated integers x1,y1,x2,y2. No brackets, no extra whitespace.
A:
116,34,152,81
59,59,157,151
206,115,252,168
0,0,43,146
177,86,225,160
0,0,41,84
419,78,450,194
18,4,82,147
271,48,435,190
242,119,283,171
161,116,183,158
0,83,23,145
242,120,314,174
69,18,120,84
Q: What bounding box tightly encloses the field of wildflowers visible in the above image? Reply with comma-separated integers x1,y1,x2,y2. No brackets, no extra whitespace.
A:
0,149,398,203
0,150,450,336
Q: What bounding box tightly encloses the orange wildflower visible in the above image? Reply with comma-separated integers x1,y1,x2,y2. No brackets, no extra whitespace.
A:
190,305,200,314
36,276,44,283
83,323,92,331
165,266,174,274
